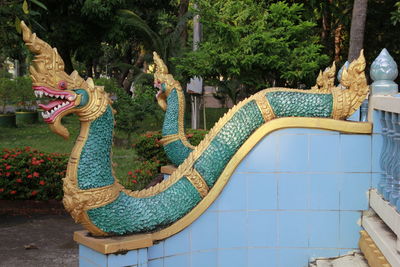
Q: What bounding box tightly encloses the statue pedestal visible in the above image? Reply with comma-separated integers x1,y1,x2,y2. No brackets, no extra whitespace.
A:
75,231,152,267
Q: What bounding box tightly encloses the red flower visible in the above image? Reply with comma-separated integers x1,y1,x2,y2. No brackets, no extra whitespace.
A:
0,188,4,192
31,191,38,196
5,172,10,177
10,190,16,195
5,165,11,170
39,180,45,186
131,180,137,184
128,171,133,175
16,178,22,183
33,172,39,177
27,174,33,179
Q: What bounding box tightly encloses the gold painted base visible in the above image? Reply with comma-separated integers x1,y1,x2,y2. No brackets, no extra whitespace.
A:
359,230,391,267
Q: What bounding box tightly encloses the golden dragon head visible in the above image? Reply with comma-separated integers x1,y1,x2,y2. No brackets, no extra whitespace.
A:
21,21,110,139
153,52,183,111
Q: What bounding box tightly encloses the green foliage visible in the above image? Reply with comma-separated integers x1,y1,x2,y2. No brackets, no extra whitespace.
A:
0,78,17,113
14,76,35,111
95,77,121,97
175,1,329,96
0,147,68,200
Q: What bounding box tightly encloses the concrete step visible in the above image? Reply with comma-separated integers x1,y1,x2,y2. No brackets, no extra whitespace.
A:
309,253,369,267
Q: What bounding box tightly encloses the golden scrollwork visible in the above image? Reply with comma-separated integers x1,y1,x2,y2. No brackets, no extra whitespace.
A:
184,168,209,198
311,62,336,92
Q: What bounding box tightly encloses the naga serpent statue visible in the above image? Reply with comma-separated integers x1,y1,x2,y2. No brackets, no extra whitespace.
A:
21,21,369,238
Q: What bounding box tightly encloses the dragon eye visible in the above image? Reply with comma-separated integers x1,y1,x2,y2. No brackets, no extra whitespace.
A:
58,80,67,90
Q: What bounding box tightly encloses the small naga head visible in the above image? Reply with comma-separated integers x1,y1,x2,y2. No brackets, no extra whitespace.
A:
21,21,109,139
152,52,182,111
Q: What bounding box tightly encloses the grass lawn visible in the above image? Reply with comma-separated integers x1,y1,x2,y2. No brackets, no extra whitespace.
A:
0,116,139,187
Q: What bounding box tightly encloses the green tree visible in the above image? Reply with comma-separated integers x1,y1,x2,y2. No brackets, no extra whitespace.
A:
174,1,329,102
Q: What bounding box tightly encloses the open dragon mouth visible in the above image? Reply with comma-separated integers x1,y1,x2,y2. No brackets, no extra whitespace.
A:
34,86,77,123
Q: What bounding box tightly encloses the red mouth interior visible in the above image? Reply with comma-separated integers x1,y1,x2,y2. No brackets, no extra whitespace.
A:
34,86,76,122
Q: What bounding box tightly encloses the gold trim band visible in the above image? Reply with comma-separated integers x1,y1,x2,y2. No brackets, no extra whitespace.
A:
159,134,180,146
255,93,275,122
184,168,209,198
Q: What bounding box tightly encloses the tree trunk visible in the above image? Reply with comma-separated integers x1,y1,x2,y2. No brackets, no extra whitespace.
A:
334,24,343,62
348,0,368,62
178,0,189,47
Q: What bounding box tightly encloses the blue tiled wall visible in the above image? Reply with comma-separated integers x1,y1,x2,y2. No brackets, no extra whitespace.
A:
80,126,375,267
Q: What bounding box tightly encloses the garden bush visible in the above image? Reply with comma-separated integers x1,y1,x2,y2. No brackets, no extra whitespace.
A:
0,147,68,200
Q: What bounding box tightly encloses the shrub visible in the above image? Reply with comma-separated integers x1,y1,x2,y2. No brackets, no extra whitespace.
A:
14,76,35,111
0,147,68,200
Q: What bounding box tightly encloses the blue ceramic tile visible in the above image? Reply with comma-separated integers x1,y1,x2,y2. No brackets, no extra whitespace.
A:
108,250,138,267
372,134,383,172
208,198,219,211
310,174,340,210
309,211,339,248
278,173,309,210
148,241,164,259
235,156,250,172
164,254,190,267
219,173,247,210
79,245,107,266
191,251,217,267
278,248,309,267
278,211,309,247
247,173,277,210
247,211,277,247
309,135,340,172
148,259,163,267
279,134,309,172
340,173,370,210
246,134,278,172
218,248,247,267
164,228,190,256
339,211,362,248
218,211,247,248
372,173,381,189
308,249,340,261
190,211,218,251
138,248,148,264
372,110,383,134
347,109,360,121
79,257,104,267
248,248,277,267
340,135,371,172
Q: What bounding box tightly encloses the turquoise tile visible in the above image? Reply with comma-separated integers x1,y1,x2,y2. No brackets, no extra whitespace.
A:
219,173,247,210
309,135,340,172
278,173,309,210
309,211,339,248
246,133,278,172
340,173,370,210
248,248,277,267
372,134,383,172
247,173,277,210
79,245,106,266
279,134,309,172
339,211,362,248
278,248,309,267
218,211,247,248
164,228,190,256
148,241,164,260
278,211,309,247
218,248,247,267
310,174,340,210
148,259,163,267
164,254,190,267
308,249,340,261
190,211,218,251
340,135,371,172
372,110,383,134
247,211,277,247
191,251,217,267
108,250,138,267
